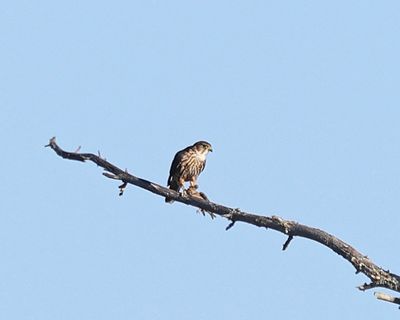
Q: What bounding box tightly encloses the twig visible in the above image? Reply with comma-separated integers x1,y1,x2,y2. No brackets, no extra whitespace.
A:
282,235,293,251
118,181,128,196
374,292,400,308
225,220,236,231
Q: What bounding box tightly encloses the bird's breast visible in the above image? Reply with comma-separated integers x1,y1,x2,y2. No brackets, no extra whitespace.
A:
194,151,207,161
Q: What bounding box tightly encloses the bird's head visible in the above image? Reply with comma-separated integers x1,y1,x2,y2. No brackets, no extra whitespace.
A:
193,141,213,154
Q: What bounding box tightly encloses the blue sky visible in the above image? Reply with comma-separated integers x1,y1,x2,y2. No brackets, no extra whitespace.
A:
1,1,400,318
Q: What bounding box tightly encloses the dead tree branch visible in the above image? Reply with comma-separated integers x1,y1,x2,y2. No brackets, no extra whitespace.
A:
374,292,400,308
45,137,400,305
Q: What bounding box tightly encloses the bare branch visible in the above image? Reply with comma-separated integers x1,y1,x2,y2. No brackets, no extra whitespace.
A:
225,220,236,231
118,181,128,196
46,137,400,300
282,235,294,251
374,292,400,307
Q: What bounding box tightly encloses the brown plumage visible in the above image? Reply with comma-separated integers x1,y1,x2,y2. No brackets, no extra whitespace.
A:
165,141,213,203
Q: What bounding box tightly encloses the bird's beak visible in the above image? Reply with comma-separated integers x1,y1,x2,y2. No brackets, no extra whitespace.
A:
209,147,213,152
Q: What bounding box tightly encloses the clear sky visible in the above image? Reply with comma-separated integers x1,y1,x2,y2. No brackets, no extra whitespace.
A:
1,1,400,319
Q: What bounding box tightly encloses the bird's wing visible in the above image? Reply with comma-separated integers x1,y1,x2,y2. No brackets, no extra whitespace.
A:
167,147,189,185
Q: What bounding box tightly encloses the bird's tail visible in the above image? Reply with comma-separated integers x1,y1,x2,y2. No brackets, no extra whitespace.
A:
165,180,180,203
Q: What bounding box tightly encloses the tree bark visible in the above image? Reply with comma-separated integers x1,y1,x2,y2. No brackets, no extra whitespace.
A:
45,137,400,306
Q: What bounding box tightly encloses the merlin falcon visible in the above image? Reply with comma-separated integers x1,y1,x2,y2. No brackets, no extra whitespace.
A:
165,141,213,203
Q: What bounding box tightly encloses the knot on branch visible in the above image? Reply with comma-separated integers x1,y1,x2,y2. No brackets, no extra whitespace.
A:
271,215,293,234
224,208,241,230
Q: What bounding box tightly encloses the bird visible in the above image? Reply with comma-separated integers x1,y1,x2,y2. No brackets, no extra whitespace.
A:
165,141,213,203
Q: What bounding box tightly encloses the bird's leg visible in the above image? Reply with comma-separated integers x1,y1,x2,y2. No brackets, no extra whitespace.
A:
178,179,188,197
189,178,198,190
187,181,198,198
